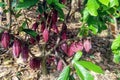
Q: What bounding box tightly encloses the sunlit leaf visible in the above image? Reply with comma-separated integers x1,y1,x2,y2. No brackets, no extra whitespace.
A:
57,66,70,80
86,0,100,16
111,35,120,50
79,60,103,73
110,0,119,7
16,0,38,9
73,61,94,80
98,0,110,6
113,53,120,64
73,51,83,61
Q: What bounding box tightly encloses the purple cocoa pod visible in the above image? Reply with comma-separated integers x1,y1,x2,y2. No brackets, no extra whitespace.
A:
57,60,63,71
41,21,45,33
61,43,68,54
12,39,21,58
67,43,75,57
1,31,10,48
32,22,38,31
83,39,92,53
72,41,83,52
29,57,41,70
42,28,49,43
61,32,67,40
21,44,29,62
61,23,67,40
52,24,59,33
52,10,58,24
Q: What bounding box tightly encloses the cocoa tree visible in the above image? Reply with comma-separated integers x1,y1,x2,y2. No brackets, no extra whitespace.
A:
0,0,120,80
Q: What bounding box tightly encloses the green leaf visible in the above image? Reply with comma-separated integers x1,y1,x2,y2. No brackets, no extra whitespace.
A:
82,8,89,22
79,61,104,73
78,26,89,37
54,4,64,19
73,61,94,80
0,2,6,7
16,0,38,9
110,0,119,7
55,3,66,8
46,0,52,4
111,35,120,50
86,0,100,16
19,0,24,2
57,66,70,80
88,25,98,34
38,3,44,14
98,0,110,6
69,75,75,80
113,53,120,64
73,51,83,61
19,21,27,31
22,29,38,38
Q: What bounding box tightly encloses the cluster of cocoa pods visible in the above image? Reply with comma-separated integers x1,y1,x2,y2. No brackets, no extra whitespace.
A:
61,39,92,57
0,6,92,71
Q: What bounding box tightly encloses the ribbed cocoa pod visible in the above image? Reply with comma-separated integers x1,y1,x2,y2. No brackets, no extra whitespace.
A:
12,39,21,58
67,42,75,57
61,23,67,40
21,44,29,62
41,21,45,33
1,31,10,48
29,57,41,70
32,22,38,31
61,43,68,54
42,28,49,42
72,41,83,52
67,41,83,57
57,60,63,71
83,39,92,53
61,32,67,40
52,10,58,24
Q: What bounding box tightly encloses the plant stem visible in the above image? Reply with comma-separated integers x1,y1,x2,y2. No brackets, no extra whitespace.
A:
4,0,11,27
41,56,48,75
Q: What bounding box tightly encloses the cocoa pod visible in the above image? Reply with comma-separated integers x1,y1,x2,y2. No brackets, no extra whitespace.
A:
1,31,10,48
52,10,58,24
57,60,63,71
12,39,21,58
21,44,29,62
43,28,49,42
29,57,41,70
32,22,38,31
83,39,92,53
41,21,45,33
61,43,68,54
